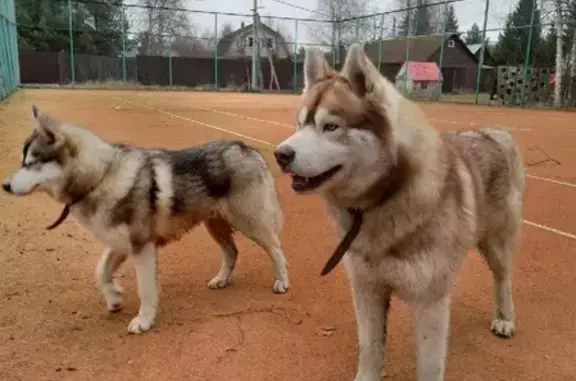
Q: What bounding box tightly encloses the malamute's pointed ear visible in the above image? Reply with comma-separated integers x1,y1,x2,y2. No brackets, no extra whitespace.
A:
303,47,336,91
340,43,377,97
31,104,40,119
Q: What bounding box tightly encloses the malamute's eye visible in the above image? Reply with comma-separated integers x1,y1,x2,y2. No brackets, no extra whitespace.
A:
323,123,339,132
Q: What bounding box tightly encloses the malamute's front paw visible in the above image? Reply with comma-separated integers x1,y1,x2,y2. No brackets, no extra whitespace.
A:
208,276,231,289
128,314,155,334
273,278,289,294
491,318,515,337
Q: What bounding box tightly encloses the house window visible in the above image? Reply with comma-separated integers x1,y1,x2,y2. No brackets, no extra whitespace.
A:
447,39,455,48
421,81,428,89
266,38,274,49
247,37,254,47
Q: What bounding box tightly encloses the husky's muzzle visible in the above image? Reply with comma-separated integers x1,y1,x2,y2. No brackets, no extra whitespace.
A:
2,176,13,194
2,182,12,194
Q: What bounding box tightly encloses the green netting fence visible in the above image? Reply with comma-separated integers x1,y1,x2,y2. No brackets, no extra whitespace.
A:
14,0,576,108
0,0,19,102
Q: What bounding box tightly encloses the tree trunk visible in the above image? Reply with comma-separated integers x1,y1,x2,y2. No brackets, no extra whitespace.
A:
554,0,564,107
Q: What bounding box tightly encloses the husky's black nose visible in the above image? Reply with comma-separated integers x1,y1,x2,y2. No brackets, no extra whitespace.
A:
274,146,295,168
2,182,12,193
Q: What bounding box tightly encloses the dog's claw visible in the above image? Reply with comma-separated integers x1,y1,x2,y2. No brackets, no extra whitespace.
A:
491,319,515,338
128,315,155,334
273,279,289,294
208,277,230,289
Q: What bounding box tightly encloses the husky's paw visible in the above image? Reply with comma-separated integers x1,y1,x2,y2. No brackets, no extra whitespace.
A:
208,276,231,290
491,318,515,338
104,282,123,313
272,279,289,294
128,315,155,334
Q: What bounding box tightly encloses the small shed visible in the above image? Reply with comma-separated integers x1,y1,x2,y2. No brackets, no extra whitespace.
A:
395,61,443,100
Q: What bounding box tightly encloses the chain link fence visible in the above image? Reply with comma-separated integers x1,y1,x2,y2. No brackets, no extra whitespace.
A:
0,0,18,102
14,0,576,108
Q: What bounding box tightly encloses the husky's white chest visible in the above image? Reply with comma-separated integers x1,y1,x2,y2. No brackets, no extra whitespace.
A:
71,208,132,250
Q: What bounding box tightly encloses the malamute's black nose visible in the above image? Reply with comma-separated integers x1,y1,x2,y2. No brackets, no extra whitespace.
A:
274,146,295,168
2,182,12,193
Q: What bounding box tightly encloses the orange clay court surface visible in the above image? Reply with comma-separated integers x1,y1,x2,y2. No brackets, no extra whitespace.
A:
0,89,575,381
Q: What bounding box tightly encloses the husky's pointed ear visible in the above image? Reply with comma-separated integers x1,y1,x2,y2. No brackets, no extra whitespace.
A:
304,47,335,91
341,43,375,97
32,107,63,146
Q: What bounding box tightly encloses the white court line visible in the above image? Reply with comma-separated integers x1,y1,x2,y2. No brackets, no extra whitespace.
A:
526,174,576,188
149,97,533,132
114,96,576,241
522,220,576,240
112,97,275,148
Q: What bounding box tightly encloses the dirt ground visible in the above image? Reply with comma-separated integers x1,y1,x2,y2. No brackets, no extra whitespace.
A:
0,89,575,381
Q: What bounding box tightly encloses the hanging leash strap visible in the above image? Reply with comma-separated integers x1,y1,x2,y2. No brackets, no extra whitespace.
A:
320,208,364,276
319,156,408,277
46,204,71,230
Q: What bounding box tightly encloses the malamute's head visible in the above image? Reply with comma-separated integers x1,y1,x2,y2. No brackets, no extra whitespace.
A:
274,43,404,204
2,105,110,202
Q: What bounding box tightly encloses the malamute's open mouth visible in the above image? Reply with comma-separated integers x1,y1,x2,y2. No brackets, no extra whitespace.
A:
291,165,342,192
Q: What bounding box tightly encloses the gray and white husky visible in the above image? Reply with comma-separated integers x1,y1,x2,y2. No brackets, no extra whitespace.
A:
2,105,289,334
274,44,525,381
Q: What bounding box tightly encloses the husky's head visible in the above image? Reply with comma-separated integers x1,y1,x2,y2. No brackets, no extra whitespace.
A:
2,105,71,197
2,105,109,202
274,43,404,204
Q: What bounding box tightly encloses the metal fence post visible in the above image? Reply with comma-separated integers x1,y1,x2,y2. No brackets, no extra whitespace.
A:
293,19,298,94
377,13,384,71
355,16,360,42
475,0,490,104
121,2,127,82
67,0,75,84
168,38,173,87
521,0,537,108
404,1,412,94
437,3,449,100
214,13,218,90
0,16,6,99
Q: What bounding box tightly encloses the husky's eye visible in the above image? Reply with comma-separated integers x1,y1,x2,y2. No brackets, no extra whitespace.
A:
323,123,339,132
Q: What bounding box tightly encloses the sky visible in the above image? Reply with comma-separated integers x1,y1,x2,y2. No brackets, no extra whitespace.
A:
127,0,525,45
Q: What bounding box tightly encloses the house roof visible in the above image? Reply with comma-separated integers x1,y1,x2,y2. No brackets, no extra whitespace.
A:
216,22,288,57
400,61,442,81
365,34,475,64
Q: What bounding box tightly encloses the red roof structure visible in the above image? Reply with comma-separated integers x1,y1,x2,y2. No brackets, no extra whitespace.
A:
405,61,442,81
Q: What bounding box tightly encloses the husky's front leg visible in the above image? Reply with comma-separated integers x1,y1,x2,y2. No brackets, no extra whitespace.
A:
348,264,391,381
128,242,158,334
95,248,128,312
411,295,451,381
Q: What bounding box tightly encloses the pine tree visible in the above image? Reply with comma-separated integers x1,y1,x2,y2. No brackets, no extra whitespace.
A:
465,23,482,44
444,5,459,33
397,0,433,37
398,11,411,37
492,0,542,66
412,0,433,36
17,0,129,55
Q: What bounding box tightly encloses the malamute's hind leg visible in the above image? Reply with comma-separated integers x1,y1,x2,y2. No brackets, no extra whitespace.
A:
478,225,519,338
205,217,238,290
